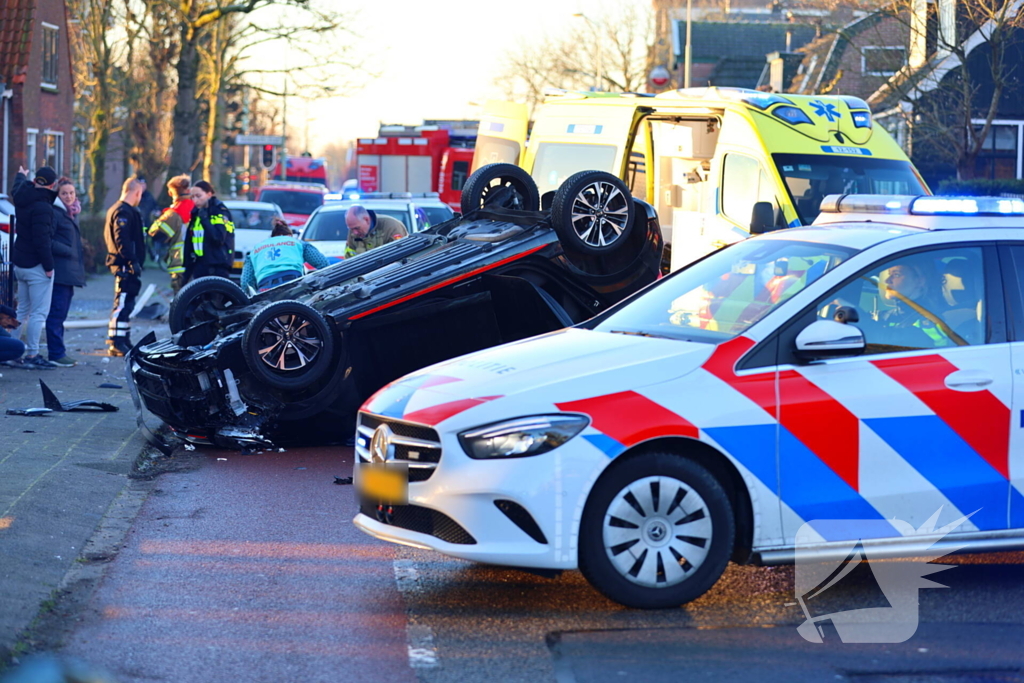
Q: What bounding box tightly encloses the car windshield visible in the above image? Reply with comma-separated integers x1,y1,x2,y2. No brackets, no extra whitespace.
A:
594,238,856,343
258,190,323,215
231,208,279,230
773,154,927,224
419,206,455,228
303,209,410,241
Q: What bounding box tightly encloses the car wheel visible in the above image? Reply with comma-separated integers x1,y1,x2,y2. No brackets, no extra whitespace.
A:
460,163,540,214
242,300,335,391
579,452,734,609
169,277,250,334
551,170,635,255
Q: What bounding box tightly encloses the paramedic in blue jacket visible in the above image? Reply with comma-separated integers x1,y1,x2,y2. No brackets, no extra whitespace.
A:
240,218,330,292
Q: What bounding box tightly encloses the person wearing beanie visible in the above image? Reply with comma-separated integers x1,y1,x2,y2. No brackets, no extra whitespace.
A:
9,165,59,368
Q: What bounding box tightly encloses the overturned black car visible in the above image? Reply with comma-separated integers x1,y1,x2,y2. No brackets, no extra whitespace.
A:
127,166,664,448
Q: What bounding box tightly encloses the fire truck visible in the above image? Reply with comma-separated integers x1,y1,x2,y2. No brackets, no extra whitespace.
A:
356,122,477,211
270,155,328,186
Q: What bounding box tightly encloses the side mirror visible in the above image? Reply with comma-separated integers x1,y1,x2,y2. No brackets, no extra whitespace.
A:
750,201,775,235
794,320,865,361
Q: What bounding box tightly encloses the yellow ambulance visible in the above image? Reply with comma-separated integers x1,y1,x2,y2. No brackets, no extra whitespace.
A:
474,88,929,271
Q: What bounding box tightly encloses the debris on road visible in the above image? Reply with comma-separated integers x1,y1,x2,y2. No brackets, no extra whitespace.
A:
334,476,353,485
6,408,52,416
98,383,123,389
40,380,118,412
183,444,195,451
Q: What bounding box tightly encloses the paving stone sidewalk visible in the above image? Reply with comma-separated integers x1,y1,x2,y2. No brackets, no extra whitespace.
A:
0,270,173,661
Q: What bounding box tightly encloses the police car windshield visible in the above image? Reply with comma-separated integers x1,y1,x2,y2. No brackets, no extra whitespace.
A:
303,209,410,241
595,239,856,343
773,154,926,224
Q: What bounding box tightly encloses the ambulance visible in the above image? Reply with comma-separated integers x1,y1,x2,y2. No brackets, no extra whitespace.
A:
474,89,928,271
354,194,1024,609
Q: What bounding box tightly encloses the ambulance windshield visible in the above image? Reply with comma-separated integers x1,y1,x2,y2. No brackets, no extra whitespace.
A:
595,239,855,343
773,154,926,224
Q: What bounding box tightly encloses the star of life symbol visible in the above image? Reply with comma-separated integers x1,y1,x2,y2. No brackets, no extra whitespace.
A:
810,100,841,122
792,507,973,644
266,247,282,261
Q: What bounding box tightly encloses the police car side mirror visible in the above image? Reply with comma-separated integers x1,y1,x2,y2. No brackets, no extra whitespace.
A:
794,320,865,361
750,202,775,235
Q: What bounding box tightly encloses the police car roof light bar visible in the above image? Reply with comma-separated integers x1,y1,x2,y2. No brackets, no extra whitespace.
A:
820,194,1024,217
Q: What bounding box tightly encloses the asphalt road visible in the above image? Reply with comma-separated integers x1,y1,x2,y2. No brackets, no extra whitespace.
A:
48,445,1024,682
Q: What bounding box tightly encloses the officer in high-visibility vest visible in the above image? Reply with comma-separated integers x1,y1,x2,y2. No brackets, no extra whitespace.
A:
147,174,193,294
183,181,235,281
240,218,331,293
878,261,955,347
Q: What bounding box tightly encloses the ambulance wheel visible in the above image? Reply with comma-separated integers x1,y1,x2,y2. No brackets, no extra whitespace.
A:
579,452,734,609
169,277,249,334
243,300,335,391
460,163,540,214
551,170,634,255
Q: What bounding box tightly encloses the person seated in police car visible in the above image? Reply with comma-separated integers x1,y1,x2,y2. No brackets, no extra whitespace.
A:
183,181,235,282
343,204,407,258
241,218,330,293
875,260,956,349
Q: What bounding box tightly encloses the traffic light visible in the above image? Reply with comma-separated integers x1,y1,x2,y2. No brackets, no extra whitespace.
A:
260,144,276,170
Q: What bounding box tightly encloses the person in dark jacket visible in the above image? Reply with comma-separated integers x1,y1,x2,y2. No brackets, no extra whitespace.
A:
0,305,26,364
103,177,145,356
46,178,87,367
10,165,58,368
184,181,235,281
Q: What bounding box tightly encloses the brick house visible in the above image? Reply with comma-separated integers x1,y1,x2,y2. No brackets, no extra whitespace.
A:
0,0,75,194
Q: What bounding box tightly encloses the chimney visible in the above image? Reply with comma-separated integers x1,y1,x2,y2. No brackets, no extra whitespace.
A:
937,0,957,60
909,0,928,68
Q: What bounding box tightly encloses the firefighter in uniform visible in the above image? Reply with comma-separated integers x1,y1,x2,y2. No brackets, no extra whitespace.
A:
147,174,194,294
344,204,407,257
103,177,145,356
184,181,235,281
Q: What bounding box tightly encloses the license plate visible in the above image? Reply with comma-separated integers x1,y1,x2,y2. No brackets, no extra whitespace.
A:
357,464,408,504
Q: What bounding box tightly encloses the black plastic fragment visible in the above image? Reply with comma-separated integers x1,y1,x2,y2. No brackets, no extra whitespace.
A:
40,380,118,412
334,476,353,485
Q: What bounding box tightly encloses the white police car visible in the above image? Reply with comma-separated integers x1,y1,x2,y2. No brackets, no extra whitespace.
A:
354,194,1024,608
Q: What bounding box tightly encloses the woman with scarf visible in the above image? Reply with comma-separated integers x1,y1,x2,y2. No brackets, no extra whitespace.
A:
46,178,87,367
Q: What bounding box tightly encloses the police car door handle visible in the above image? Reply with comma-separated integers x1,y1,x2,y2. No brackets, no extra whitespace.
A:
944,369,994,391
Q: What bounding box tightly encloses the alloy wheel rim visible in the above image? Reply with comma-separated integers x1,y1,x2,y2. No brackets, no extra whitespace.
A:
570,181,629,248
256,313,323,372
602,475,713,588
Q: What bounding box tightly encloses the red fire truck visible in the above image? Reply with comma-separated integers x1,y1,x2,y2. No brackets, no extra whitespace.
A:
270,155,328,185
356,124,476,211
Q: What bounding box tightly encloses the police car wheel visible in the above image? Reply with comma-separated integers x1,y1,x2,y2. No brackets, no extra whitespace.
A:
579,452,734,609
460,163,540,215
242,300,335,391
551,170,635,255
169,277,250,334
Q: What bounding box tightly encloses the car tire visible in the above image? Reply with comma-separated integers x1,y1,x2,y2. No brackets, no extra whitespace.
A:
551,170,635,255
460,163,540,214
169,277,250,334
242,300,335,391
579,452,734,609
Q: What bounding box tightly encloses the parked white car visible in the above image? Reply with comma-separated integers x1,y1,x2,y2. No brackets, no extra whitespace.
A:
0,194,14,255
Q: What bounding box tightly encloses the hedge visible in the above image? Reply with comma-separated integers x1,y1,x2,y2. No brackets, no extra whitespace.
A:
936,179,1024,197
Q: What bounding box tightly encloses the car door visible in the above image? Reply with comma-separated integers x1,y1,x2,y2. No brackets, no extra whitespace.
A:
772,243,1016,544
1004,244,1024,529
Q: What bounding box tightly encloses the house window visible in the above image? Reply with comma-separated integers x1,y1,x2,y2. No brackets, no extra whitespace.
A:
862,47,906,77
41,24,59,87
971,120,1024,179
26,129,38,171
42,132,64,175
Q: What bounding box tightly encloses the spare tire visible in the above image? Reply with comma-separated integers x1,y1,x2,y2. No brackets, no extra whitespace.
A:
242,300,335,391
169,277,249,334
460,163,540,214
551,170,635,255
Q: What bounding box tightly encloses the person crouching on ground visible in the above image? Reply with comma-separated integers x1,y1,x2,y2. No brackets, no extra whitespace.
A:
148,175,193,294
183,181,235,282
103,177,145,357
0,305,26,366
241,218,330,293
46,178,87,367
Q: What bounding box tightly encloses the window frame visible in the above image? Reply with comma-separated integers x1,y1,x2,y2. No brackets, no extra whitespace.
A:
26,128,39,170
42,131,63,175
861,46,907,77
720,152,764,228
999,242,1024,342
743,242,1006,370
41,23,59,89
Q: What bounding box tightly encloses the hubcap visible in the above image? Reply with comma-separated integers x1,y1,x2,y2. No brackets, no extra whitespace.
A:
603,476,713,589
570,181,630,248
256,313,323,372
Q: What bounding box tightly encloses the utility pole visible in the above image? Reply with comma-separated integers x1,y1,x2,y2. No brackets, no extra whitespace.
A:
280,75,288,181
684,0,693,89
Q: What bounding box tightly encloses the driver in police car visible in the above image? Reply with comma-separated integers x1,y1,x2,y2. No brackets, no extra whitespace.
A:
344,204,407,258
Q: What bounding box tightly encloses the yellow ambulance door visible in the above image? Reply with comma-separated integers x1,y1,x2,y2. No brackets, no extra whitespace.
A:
472,101,529,172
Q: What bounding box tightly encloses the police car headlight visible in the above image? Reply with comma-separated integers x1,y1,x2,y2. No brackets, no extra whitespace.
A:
458,415,589,460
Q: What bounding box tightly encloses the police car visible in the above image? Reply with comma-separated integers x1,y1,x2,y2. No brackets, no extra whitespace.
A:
354,194,1024,609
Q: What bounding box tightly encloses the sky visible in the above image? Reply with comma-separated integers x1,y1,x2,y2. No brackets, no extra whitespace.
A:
277,0,595,153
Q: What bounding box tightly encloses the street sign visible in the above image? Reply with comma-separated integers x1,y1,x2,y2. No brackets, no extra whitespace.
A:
234,134,285,146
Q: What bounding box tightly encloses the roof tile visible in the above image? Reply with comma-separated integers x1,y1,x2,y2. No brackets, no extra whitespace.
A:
0,0,36,85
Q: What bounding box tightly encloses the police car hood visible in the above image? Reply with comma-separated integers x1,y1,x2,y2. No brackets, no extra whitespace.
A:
360,328,714,428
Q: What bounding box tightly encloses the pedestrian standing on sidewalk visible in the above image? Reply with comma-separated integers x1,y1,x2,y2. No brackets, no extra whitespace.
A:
183,181,235,282
46,178,86,367
0,305,26,365
10,165,58,368
103,177,145,357
147,175,193,294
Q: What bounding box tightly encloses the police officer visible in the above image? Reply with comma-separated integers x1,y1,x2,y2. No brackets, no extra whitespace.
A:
147,174,193,293
184,181,234,281
240,218,330,293
103,177,145,356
